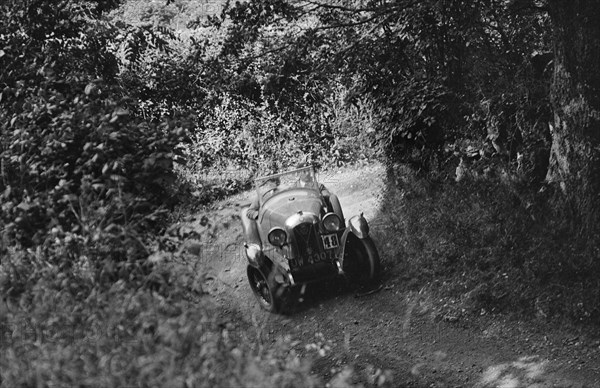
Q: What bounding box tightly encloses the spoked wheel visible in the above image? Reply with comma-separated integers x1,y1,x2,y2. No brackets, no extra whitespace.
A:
343,235,381,286
247,265,282,313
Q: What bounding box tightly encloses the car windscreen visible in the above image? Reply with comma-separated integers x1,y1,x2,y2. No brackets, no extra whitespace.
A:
255,166,319,204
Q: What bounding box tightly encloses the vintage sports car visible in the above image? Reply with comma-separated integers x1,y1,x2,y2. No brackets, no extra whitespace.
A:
240,165,381,313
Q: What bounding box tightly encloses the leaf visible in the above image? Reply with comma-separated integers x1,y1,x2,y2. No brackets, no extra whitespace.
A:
109,174,125,182
17,202,31,211
84,83,97,95
62,194,78,202
2,202,14,212
147,251,168,264
114,108,129,117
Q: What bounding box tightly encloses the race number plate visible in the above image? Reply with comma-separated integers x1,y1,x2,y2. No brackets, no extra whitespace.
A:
321,233,339,250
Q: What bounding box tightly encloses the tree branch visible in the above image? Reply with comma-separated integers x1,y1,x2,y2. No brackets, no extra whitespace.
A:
301,0,377,13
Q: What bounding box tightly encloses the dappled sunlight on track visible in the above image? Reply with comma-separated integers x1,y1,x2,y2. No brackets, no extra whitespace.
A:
477,355,552,388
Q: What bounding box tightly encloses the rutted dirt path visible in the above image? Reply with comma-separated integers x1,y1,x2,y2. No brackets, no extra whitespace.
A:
177,163,600,387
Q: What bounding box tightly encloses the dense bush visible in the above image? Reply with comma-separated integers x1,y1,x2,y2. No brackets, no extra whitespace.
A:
1,272,320,388
179,90,376,184
207,0,552,179
1,83,185,241
380,165,600,323
0,0,192,291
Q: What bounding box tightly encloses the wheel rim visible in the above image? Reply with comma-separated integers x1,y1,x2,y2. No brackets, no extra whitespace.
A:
250,269,272,307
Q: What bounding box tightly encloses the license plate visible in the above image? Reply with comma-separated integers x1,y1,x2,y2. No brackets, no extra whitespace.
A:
292,249,334,268
321,233,339,249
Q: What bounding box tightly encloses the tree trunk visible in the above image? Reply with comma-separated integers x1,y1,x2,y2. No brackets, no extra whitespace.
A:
547,0,600,232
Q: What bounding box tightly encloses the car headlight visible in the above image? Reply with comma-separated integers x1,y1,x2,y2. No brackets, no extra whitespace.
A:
322,213,341,232
268,228,287,247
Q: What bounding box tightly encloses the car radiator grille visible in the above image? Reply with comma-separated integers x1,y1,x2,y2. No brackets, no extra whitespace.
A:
289,222,339,282
293,222,321,260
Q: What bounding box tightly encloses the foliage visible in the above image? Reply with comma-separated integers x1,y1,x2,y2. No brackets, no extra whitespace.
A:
0,269,320,388
0,2,361,386
206,0,552,176
0,0,189,299
380,166,600,324
1,83,184,239
1,1,599,387
180,90,375,179
110,0,225,30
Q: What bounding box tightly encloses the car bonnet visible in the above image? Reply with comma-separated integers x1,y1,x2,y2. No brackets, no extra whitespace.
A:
259,188,323,227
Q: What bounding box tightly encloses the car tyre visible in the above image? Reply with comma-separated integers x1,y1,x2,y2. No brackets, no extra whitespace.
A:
344,235,381,286
247,265,285,313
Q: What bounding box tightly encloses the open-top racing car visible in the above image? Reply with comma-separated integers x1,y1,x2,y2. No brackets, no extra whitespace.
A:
240,165,380,313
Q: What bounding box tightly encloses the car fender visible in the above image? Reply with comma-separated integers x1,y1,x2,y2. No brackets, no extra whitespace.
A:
337,214,370,273
247,253,272,277
328,193,345,222
347,213,370,239
244,242,264,266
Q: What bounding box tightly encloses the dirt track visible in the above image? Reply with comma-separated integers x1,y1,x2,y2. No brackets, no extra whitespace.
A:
178,163,600,387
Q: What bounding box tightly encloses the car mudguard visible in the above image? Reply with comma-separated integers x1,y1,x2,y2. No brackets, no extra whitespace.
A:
240,207,262,247
347,213,370,239
327,193,345,222
336,213,371,273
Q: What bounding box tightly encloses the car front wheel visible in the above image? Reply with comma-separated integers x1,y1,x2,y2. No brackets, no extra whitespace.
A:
247,265,286,313
343,235,381,286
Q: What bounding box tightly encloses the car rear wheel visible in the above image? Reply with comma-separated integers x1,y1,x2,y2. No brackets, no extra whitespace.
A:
247,265,284,313
344,235,381,286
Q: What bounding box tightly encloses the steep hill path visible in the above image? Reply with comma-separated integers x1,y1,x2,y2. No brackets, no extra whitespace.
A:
176,163,600,387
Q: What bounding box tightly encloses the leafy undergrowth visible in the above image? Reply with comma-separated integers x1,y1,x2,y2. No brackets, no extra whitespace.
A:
0,258,320,388
380,164,600,326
